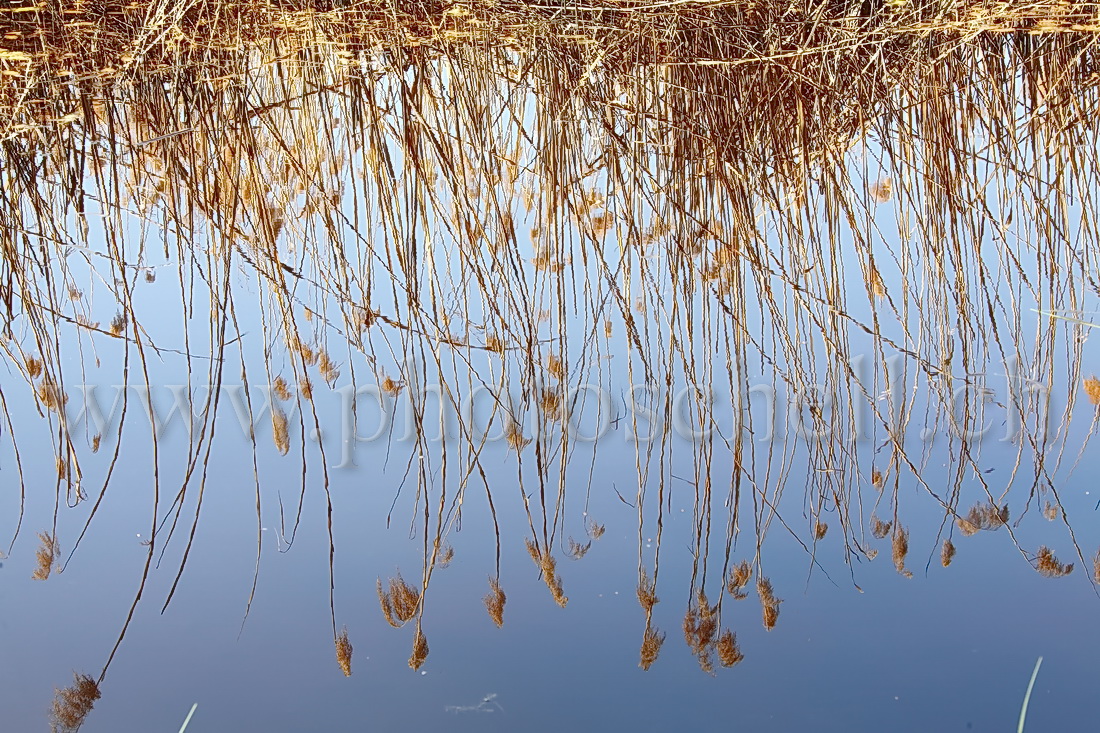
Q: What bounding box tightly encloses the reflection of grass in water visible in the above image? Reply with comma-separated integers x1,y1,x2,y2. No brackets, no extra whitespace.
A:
2,0,1100,717
639,626,665,671
726,561,752,600
49,673,100,733
378,575,421,628
957,503,1009,536
32,531,59,581
756,578,782,632
1084,377,1100,405
484,578,506,628
335,627,353,677
941,539,957,567
892,527,912,579
526,540,568,607
409,628,429,671
636,571,659,612
1035,547,1074,577
716,631,744,668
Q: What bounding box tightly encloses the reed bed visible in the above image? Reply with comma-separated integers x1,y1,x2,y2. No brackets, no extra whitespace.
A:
2,1,1100,726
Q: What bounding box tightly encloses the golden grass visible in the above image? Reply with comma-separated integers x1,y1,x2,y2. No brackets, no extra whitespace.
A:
941,539,956,567
526,540,567,607
636,571,659,612
505,423,531,452
273,377,292,401
32,531,59,581
567,537,590,559
484,578,506,628
49,673,100,733
756,578,781,631
683,591,719,673
36,381,67,412
409,628,429,671
892,527,913,578
726,561,752,600
639,626,666,671
1084,376,1100,405
378,575,421,628
1035,546,1074,577
335,628,353,677
272,408,291,455
956,503,1009,536
716,630,744,668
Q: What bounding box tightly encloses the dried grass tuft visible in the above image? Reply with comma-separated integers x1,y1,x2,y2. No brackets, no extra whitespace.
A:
378,575,421,627
637,570,659,611
1084,376,1100,405
484,578,506,627
716,630,744,668
956,502,1009,536
892,527,912,578
757,577,782,631
33,531,59,580
726,560,752,599
409,629,429,670
639,626,665,671
335,627,353,676
941,539,956,567
49,673,100,733
1035,546,1074,577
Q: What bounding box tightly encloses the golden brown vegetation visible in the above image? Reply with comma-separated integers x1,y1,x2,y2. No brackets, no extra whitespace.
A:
526,540,567,607
956,503,1009,536
726,561,753,600
409,628,429,671
272,408,291,455
716,630,744,668
1035,546,1074,577
335,628,353,677
683,591,720,673
637,571,659,612
49,673,100,733
892,527,912,578
941,539,956,567
639,626,666,671
378,575,421,628
1084,376,1100,405
484,578,506,628
757,578,781,631
32,531,59,581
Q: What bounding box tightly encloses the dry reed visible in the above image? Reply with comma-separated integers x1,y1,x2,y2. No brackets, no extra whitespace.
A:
378,575,420,628
484,578,506,628
32,531,59,581
1035,547,1074,577
335,628,353,677
49,673,100,733
726,561,752,600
